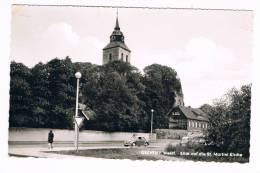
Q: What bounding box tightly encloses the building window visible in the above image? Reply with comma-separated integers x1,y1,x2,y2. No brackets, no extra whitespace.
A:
205,124,208,129
188,121,191,127
191,122,194,128
173,112,180,116
202,123,204,129
109,53,112,61
195,122,197,128
121,53,124,60
126,55,128,62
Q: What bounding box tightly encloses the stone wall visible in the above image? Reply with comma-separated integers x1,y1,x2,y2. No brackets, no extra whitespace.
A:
9,128,152,142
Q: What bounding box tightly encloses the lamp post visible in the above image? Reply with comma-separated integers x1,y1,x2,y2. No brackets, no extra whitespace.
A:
150,109,154,140
74,72,81,151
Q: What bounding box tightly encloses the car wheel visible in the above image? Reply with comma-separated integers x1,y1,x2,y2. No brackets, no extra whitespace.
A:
131,142,136,147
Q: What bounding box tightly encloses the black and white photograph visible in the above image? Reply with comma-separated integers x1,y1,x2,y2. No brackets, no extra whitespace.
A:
1,0,260,173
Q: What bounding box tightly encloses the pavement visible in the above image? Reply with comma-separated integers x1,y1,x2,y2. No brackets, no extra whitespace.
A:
9,146,126,159
8,139,181,159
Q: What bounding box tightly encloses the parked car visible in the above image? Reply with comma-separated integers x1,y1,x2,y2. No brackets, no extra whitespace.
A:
124,136,149,147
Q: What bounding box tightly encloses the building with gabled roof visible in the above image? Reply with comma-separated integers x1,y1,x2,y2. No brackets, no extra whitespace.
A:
167,105,209,132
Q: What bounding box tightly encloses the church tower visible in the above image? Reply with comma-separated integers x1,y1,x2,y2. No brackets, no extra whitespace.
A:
103,14,131,65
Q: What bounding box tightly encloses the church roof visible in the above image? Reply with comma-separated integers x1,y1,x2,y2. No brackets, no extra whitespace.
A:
103,16,131,52
115,17,120,30
103,41,131,51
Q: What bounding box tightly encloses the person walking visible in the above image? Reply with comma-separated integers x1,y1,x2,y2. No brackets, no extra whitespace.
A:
48,130,54,149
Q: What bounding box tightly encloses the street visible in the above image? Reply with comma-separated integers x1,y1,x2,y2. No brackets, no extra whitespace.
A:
8,139,183,160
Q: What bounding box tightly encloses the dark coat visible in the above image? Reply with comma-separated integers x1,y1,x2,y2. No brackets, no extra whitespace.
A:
48,131,54,143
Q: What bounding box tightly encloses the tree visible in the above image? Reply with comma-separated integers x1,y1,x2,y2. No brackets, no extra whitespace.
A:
9,61,33,127
225,85,251,157
206,84,251,158
30,62,51,127
86,61,144,132
140,64,183,129
46,57,76,128
73,62,101,110
199,104,213,115
9,58,184,132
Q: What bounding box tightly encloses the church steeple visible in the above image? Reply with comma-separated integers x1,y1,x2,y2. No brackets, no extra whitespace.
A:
115,16,120,30
115,9,120,30
110,11,125,43
103,10,131,65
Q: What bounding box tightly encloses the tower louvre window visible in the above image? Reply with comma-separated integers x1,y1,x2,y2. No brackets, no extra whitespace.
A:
126,55,128,62
121,53,124,60
109,53,112,61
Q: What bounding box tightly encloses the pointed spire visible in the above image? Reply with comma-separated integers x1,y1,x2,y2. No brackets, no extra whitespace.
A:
115,8,120,30
109,8,125,43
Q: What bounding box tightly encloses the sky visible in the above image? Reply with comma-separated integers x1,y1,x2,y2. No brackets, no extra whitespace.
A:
10,5,253,107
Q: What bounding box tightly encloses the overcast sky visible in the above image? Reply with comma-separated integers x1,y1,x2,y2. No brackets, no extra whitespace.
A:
10,5,253,107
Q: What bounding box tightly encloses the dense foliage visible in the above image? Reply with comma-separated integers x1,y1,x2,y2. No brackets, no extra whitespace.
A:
204,84,251,158
164,86,251,162
9,57,183,132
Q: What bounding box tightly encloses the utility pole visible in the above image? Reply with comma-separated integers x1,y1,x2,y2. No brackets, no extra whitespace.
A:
74,72,81,151
150,109,154,140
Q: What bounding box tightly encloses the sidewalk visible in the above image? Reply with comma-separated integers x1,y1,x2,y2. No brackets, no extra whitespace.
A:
8,146,125,159
8,139,180,159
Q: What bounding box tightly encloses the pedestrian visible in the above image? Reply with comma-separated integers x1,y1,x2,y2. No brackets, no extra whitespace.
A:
48,130,54,149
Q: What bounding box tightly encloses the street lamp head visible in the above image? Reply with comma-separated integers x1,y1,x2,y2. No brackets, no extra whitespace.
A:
75,72,82,79
151,109,154,113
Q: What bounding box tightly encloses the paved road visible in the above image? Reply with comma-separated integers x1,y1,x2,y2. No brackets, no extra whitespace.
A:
9,139,181,159
9,141,126,158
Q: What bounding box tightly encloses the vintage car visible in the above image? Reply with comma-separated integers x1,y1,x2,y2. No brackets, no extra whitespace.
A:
124,136,149,147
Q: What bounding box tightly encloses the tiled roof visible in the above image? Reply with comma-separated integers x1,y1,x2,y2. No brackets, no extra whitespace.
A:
178,106,209,121
103,41,131,52
168,105,209,122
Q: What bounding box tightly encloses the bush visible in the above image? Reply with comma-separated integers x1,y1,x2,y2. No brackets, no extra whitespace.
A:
165,143,203,154
206,84,251,158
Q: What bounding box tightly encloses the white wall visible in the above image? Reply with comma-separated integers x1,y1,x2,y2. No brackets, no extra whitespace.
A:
9,128,152,142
